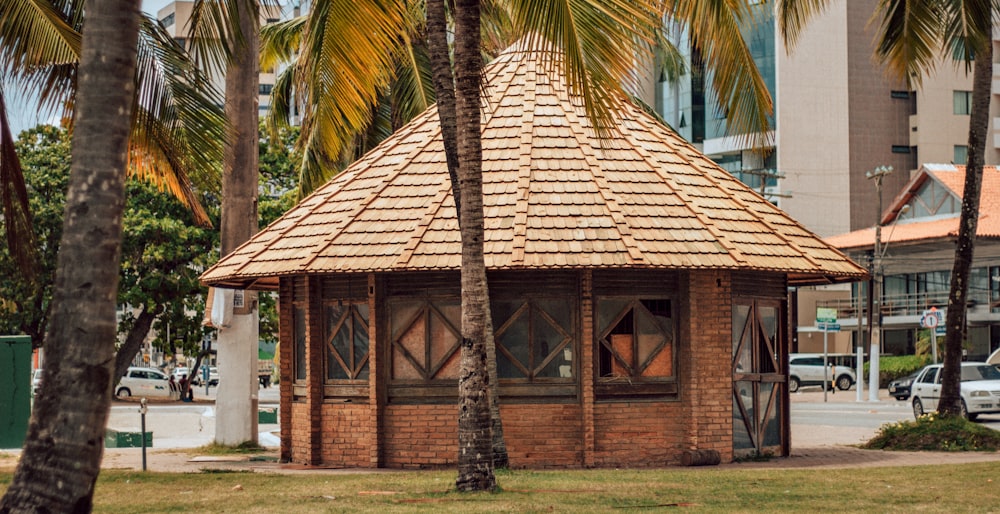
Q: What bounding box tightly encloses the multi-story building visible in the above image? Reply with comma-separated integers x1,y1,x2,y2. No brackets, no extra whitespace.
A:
653,1,1000,360
653,0,998,238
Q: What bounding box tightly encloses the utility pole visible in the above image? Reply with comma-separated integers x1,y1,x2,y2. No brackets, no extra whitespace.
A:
866,165,892,402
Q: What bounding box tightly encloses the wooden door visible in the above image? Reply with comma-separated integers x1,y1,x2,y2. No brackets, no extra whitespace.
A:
732,300,787,457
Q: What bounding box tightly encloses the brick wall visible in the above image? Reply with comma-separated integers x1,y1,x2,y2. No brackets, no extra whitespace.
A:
501,404,583,468
592,402,685,467
383,404,456,468
289,402,311,464
320,403,374,467
684,270,734,461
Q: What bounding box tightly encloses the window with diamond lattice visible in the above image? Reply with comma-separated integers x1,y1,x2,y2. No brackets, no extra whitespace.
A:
597,299,674,380
390,300,462,381
325,303,370,381
492,299,575,380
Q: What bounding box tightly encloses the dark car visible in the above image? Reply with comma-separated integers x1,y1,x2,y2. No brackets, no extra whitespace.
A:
888,371,920,401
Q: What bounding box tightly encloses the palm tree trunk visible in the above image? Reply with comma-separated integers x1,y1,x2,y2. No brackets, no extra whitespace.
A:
939,35,992,417
216,0,261,446
426,0,462,217
0,0,140,510
427,0,508,470
453,0,496,492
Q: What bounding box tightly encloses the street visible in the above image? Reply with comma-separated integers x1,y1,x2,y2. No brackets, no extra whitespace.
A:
790,387,1000,447
107,384,281,448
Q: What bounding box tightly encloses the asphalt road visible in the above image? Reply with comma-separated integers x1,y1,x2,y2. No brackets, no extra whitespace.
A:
789,387,1000,447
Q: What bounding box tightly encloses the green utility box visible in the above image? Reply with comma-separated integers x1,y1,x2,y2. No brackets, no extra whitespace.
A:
104,429,153,448
0,335,32,449
258,407,278,424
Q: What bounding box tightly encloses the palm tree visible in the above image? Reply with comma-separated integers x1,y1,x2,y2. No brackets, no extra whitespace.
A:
186,0,265,445
0,0,225,325
0,0,142,510
779,0,993,417
451,0,497,491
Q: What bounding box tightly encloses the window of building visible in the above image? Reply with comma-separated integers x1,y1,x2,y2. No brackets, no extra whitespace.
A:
899,179,960,220
259,83,273,96
890,90,911,99
389,299,461,382
493,299,574,380
173,38,185,51
294,306,306,381
891,145,911,154
954,90,973,115
954,145,968,164
324,302,369,381
596,298,674,384
160,12,175,27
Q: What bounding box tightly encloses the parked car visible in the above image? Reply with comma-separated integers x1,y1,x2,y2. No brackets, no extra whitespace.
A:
788,354,856,392
171,367,202,386
32,369,42,396
116,367,172,399
910,362,1000,420
888,371,920,401
197,365,219,387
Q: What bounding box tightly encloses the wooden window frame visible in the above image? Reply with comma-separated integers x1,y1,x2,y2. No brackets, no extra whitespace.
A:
595,296,678,400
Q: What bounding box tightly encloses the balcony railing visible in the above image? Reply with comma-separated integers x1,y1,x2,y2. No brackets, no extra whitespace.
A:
816,290,998,320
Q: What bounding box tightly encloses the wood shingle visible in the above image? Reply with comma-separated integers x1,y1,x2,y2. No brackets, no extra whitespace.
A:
201,47,865,289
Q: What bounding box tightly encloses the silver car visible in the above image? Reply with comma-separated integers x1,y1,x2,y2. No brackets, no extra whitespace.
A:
910,362,1000,420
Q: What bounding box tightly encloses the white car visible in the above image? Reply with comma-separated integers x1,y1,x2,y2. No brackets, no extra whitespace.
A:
171,367,201,386
116,367,172,399
32,369,42,396
788,354,856,392
910,362,1000,420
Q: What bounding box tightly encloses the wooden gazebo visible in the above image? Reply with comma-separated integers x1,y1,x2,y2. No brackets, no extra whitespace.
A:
201,47,866,468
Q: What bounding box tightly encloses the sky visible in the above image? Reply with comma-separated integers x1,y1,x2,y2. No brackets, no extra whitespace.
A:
6,0,172,135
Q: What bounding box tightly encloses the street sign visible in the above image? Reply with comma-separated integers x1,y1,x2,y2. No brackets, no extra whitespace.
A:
920,309,943,329
817,322,841,332
816,307,837,325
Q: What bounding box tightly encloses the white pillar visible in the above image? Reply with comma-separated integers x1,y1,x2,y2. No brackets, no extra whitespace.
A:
215,310,259,445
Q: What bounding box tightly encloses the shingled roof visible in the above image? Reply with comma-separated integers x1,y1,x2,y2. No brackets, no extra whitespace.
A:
201,47,866,290
824,164,1000,251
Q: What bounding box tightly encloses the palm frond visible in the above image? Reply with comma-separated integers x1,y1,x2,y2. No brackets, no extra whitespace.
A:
776,0,833,50
872,0,947,87
942,0,993,67
288,0,410,195
506,0,661,139
260,15,306,74
0,0,81,123
264,65,296,138
188,0,261,76
127,14,225,227
672,0,773,146
393,33,435,128
0,85,39,280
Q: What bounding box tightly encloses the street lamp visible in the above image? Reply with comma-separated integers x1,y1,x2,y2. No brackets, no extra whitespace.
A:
866,165,892,402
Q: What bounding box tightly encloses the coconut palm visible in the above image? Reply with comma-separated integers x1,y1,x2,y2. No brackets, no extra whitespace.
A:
0,0,225,285
0,0,142,510
779,0,993,418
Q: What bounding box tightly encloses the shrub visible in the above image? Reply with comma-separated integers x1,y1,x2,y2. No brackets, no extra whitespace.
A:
864,413,1000,451
863,354,929,387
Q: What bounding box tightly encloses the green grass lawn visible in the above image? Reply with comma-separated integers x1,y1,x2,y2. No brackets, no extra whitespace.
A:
2,463,999,513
